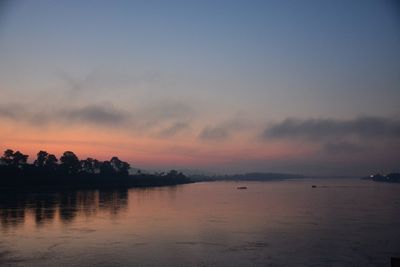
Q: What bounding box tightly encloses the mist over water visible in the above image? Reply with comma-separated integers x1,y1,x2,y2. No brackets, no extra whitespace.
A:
1,179,399,266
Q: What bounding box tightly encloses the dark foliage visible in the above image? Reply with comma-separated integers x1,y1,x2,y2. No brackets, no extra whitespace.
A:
0,149,191,189
369,173,400,183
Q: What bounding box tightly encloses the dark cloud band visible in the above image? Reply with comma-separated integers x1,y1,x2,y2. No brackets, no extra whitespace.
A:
263,116,400,140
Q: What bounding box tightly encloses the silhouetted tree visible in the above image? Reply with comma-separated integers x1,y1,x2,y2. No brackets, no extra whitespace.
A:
45,154,58,171
13,151,28,168
0,149,14,165
167,170,179,177
100,160,114,175
1,150,28,168
0,148,191,188
34,151,48,168
80,158,89,173
110,157,130,176
80,157,100,174
165,170,186,180
60,151,80,175
93,159,101,174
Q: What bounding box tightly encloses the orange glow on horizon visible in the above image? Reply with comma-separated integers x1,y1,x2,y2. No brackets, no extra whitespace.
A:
0,120,317,171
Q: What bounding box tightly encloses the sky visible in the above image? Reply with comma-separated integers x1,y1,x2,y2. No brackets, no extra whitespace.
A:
0,0,399,176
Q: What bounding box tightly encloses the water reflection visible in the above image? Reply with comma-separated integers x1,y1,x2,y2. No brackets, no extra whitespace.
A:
0,181,399,267
0,189,128,229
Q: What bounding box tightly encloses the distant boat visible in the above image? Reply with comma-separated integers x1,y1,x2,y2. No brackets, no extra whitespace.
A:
312,185,317,188
237,186,247,190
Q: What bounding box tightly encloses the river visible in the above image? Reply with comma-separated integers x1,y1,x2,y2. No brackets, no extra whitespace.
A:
1,179,399,266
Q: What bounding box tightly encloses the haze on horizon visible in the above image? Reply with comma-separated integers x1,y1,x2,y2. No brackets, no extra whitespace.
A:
0,0,399,176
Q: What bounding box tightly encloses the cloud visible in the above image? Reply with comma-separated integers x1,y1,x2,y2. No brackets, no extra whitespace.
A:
155,122,190,137
199,126,229,140
0,103,128,126
133,101,195,127
0,103,52,125
56,71,96,94
322,141,365,154
0,100,194,135
62,105,128,125
0,103,23,119
199,116,251,141
263,116,400,140
54,70,170,101
130,101,195,137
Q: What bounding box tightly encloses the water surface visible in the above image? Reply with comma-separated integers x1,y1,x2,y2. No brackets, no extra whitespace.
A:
1,179,400,266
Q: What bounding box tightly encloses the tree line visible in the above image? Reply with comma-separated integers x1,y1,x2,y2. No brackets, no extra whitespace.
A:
0,149,190,188
1,149,130,176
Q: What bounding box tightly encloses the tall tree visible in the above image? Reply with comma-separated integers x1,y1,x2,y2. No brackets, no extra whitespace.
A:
45,154,58,171
13,151,28,167
1,150,28,168
100,160,114,175
0,149,14,165
34,151,49,168
110,157,130,176
80,158,96,174
60,151,80,175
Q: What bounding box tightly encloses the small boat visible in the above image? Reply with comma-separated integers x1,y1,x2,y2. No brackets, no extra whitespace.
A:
237,186,247,190
312,185,317,188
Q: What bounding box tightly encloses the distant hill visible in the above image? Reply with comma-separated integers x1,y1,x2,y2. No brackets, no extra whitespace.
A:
190,172,305,182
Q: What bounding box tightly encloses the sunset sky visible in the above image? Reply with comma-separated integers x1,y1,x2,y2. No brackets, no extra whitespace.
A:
0,0,399,175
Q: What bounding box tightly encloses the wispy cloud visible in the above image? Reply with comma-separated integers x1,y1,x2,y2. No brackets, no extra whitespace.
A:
0,103,24,119
132,101,195,129
263,116,400,140
0,103,128,126
62,104,128,125
155,122,190,138
199,125,229,140
322,141,365,154
0,100,194,138
199,116,251,141
56,71,97,94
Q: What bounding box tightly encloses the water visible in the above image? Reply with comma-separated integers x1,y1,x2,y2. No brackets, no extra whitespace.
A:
1,179,400,266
